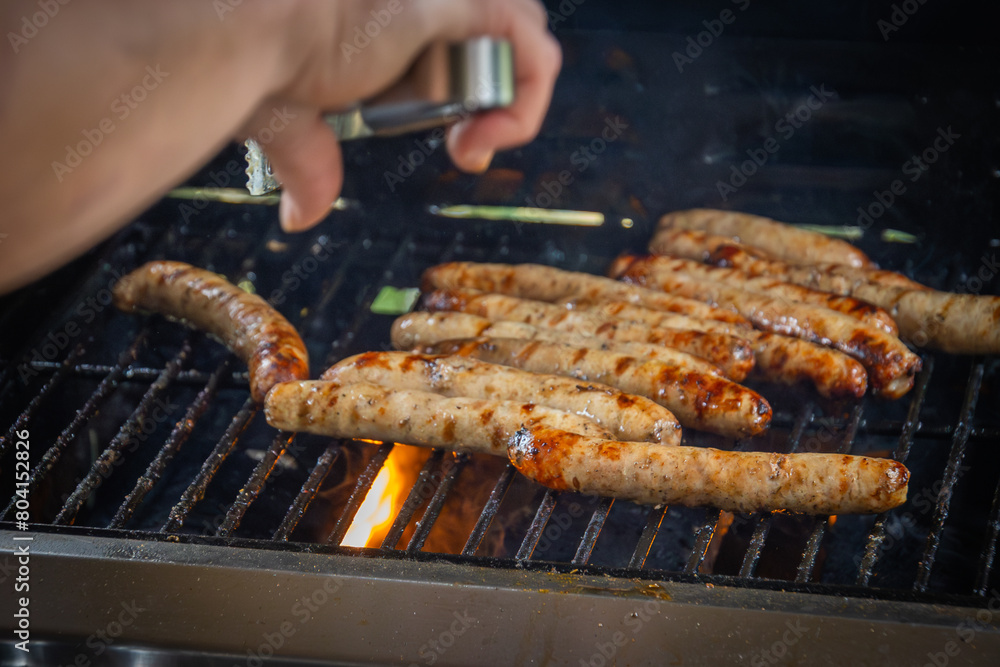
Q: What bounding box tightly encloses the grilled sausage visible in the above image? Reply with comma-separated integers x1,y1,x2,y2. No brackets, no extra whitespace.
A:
113,260,309,403
421,337,772,439
421,261,750,326
508,427,909,514
706,240,929,292
658,208,874,268
420,288,755,380
613,255,921,398
709,245,1000,354
556,299,869,399
649,227,777,262
320,352,682,445
264,381,612,455
390,312,728,379
647,232,899,334
748,332,868,399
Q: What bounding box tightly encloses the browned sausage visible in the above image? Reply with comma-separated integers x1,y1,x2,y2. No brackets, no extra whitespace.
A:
709,245,1000,354
421,337,772,439
508,427,909,514
320,352,682,445
701,237,929,292
647,232,900,333
613,255,921,398
420,287,756,380
553,299,868,399
390,312,728,379
748,332,868,399
649,227,778,262
113,260,309,403
421,261,751,326
658,208,874,268
264,381,612,455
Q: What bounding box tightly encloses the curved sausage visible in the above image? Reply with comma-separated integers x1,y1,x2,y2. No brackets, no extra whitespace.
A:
421,337,772,439
614,255,921,398
708,243,929,292
390,312,727,379
320,351,682,445
420,288,755,380
710,245,1000,354
264,381,612,455
421,261,750,326
658,208,874,268
509,427,909,514
113,260,309,403
645,235,900,334
748,332,868,400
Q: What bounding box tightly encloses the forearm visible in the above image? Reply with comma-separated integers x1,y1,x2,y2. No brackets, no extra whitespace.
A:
0,0,306,291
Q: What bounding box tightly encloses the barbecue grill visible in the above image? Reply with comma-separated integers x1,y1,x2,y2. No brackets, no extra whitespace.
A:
2,5,999,665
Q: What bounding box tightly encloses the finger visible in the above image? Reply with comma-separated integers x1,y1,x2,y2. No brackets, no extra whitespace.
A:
442,1,562,171
245,103,344,232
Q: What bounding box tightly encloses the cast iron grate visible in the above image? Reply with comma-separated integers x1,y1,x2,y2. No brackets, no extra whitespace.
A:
1,202,998,609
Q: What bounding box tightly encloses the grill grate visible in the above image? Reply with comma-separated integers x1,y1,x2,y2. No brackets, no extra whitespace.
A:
1,201,998,610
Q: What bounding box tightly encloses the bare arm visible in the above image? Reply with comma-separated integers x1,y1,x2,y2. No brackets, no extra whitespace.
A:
0,0,560,292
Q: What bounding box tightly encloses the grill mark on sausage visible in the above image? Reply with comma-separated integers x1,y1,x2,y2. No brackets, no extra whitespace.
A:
112,260,309,403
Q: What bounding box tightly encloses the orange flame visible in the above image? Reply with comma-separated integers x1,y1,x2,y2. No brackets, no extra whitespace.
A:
341,444,423,548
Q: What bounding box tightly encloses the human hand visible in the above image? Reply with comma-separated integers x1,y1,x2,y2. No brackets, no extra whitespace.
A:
241,0,562,232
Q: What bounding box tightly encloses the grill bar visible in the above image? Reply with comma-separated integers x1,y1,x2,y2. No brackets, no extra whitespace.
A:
161,397,257,533
795,403,863,584
462,463,516,556
915,362,986,593
406,453,468,553
975,475,1000,597
273,442,341,542
686,509,723,575
216,431,294,537
572,497,613,566
0,343,85,458
628,505,666,569
326,442,394,546
856,357,934,586
1,335,144,520
54,341,191,525
382,449,445,549
516,489,558,560
110,359,229,529
738,402,815,578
